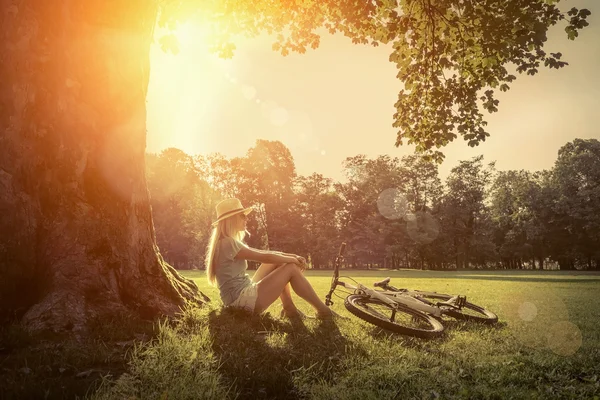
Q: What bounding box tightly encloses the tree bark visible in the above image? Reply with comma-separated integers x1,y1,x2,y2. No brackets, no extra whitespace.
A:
0,0,208,333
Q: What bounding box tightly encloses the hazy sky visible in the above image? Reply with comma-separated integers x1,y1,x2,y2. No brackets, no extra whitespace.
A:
146,0,599,182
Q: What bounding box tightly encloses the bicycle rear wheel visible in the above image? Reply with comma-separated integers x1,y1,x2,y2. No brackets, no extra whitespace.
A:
414,292,498,324
344,295,444,339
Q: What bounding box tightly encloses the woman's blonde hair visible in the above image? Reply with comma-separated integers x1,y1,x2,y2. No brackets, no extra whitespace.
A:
205,214,246,286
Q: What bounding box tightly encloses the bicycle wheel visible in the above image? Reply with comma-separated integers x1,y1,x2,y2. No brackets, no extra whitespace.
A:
344,295,444,339
413,292,498,324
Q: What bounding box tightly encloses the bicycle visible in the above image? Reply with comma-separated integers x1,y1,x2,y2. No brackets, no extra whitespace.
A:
324,243,498,339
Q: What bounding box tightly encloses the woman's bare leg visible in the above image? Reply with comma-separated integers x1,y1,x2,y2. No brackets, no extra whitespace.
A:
252,263,296,313
254,263,330,315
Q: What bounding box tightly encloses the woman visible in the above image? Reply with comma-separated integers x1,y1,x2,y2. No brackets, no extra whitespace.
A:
205,198,334,319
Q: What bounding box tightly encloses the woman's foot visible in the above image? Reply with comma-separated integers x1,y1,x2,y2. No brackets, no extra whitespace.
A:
316,308,347,320
280,308,314,320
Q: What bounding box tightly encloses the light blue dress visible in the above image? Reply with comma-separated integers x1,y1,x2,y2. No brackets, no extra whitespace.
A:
214,237,252,305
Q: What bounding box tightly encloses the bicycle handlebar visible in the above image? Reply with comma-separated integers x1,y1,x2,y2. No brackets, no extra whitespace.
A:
338,242,346,257
325,242,346,306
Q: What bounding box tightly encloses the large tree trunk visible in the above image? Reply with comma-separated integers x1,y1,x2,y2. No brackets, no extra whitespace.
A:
0,0,208,333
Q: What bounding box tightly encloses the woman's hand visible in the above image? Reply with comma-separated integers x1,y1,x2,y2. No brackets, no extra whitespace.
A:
277,252,307,270
294,255,307,271
284,255,301,265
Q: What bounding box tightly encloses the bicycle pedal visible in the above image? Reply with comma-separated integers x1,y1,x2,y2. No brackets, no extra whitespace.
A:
373,277,391,288
437,295,467,310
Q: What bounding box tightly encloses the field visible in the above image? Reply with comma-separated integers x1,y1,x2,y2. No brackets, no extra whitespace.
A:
2,270,599,399
91,269,600,400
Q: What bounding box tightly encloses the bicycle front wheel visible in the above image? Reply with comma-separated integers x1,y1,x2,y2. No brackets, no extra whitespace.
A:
414,292,498,324
344,295,444,339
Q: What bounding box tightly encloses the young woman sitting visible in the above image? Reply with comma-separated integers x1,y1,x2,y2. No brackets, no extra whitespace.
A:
205,198,334,319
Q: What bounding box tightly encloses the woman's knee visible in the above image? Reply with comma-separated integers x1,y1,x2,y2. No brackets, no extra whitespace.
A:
257,263,278,271
282,263,302,277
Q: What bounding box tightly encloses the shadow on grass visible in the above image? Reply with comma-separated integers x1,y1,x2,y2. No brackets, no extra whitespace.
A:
207,307,364,400
0,315,156,400
361,317,509,351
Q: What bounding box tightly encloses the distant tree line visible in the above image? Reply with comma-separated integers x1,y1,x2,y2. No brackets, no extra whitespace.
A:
146,138,600,271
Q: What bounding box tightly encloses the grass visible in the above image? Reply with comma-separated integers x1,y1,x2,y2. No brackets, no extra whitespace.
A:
0,313,157,400
93,269,600,399
3,270,600,399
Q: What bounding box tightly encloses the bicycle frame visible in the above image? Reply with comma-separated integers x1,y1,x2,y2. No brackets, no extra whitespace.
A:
325,243,457,319
333,279,446,318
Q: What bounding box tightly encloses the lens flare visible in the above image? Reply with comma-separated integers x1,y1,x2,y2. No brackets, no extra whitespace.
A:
518,301,537,322
241,84,257,100
269,106,289,126
547,321,582,356
377,188,408,220
406,211,440,244
503,292,572,352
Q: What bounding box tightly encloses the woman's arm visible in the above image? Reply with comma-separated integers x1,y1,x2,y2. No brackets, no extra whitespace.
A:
235,246,299,265
271,251,307,266
272,251,296,257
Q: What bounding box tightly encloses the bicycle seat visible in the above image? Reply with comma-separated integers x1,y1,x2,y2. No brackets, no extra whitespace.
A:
374,277,391,288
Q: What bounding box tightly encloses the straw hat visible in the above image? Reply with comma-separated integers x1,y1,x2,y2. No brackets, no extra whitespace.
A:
212,198,253,226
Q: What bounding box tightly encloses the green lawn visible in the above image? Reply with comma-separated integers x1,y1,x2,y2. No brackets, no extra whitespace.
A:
92,269,600,400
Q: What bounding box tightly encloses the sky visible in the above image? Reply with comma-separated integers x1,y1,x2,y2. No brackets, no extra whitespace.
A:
146,0,600,183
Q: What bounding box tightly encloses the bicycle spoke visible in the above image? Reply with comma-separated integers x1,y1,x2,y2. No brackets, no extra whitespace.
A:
355,300,434,331
362,303,390,321
416,293,498,324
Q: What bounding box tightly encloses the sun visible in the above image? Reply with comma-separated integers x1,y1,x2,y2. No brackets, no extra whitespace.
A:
146,22,234,156
172,22,199,50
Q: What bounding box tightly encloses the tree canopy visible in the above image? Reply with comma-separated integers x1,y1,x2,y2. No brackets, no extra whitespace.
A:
158,0,590,161
147,138,600,271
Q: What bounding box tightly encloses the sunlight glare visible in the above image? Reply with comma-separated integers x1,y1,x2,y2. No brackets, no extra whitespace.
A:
147,22,235,155
174,22,195,50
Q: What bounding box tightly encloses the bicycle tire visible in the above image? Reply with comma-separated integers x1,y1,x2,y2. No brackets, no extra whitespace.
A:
344,295,444,339
413,292,498,324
